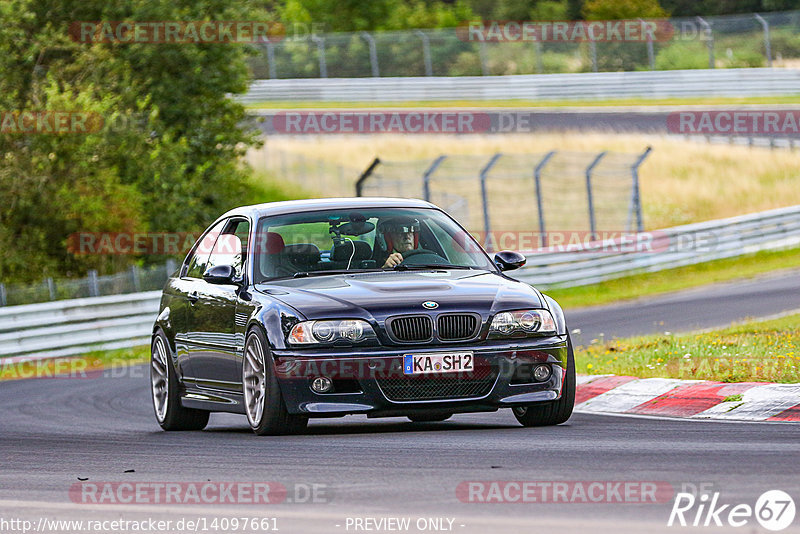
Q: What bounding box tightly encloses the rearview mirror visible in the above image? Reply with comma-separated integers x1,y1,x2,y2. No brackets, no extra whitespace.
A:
494,250,527,272
203,264,239,285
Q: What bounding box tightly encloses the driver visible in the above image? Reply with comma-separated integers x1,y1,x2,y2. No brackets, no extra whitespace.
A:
380,217,420,268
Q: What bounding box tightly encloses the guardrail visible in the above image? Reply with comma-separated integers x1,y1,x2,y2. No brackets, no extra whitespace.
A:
1,205,798,363
0,291,160,363
517,204,800,289
241,68,800,103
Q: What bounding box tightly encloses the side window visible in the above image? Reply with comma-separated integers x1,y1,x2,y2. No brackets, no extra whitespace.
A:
231,220,250,278
185,220,226,279
206,219,249,278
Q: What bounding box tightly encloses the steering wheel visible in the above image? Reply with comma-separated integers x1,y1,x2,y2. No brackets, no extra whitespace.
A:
399,248,446,265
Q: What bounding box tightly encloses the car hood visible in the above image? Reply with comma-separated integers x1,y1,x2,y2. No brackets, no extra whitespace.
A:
254,270,542,321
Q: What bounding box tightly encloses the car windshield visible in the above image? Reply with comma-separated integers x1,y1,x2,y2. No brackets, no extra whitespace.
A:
253,207,496,282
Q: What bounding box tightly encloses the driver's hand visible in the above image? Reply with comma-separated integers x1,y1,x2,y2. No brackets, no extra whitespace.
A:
382,252,403,268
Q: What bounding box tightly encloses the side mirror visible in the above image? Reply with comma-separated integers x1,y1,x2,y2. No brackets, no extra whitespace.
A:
203,264,239,285
494,250,527,272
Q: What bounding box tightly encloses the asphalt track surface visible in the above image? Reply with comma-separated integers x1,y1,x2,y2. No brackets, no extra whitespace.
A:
253,107,800,138
2,272,799,534
565,268,800,345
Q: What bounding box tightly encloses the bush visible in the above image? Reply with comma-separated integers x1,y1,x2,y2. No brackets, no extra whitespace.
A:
0,0,274,283
655,41,711,69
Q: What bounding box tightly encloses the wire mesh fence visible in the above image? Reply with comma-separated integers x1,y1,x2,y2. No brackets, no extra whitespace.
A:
248,10,800,80
0,261,176,307
246,145,358,196
5,148,650,305
357,149,650,251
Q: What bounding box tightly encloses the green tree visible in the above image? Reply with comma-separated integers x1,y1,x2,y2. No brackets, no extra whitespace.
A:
0,0,277,282
582,0,668,19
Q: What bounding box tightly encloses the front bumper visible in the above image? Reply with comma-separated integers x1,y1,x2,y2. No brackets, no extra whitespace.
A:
272,336,569,417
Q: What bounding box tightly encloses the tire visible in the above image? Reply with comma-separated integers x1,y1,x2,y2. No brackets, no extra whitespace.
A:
242,327,308,436
407,414,452,423
513,334,575,427
150,330,209,431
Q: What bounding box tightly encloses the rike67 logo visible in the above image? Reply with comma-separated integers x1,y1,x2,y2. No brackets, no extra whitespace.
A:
668,490,795,531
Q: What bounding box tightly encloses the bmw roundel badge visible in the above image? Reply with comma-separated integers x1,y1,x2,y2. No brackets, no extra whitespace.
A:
422,301,439,309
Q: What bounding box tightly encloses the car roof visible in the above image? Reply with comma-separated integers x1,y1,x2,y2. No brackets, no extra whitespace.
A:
220,197,439,220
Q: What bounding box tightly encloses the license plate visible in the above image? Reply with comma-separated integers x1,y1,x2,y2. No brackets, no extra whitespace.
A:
403,352,474,375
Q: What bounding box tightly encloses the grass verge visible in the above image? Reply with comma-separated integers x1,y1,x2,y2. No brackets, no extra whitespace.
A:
574,313,800,383
0,345,149,381
544,246,800,310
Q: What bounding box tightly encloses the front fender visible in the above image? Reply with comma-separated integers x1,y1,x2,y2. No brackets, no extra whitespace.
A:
250,298,304,352
542,294,567,336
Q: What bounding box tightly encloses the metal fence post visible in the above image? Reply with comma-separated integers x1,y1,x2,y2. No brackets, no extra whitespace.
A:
696,17,714,69
415,30,433,76
479,42,489,75
479,154,502,248
338,165,346,195
46,277,55,300
166,258,178,277
422,155,447,202
131,264,141,292
0,283,6,306
360,31,380,77
266,42,277,79
534,151,556,248
355,157,381,196
589,39,598,72
585,151,607,240
628,146,652,233
311,35,327,77
88,270,99,297
754,13,772,67
640,18,655,70
534,41,543,74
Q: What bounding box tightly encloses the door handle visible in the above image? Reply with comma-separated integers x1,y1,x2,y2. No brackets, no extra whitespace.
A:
187,291,200,304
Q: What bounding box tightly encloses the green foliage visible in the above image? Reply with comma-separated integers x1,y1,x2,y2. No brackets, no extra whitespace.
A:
660,0,792,17
579,0,668,72
278,0,475,32
582,0,669,20
655,41,710,69
765,28,800,58
722,48,765,68
0,0,280,283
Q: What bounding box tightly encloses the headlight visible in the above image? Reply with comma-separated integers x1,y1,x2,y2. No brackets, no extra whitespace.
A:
489,309,556,337
288,319,376,345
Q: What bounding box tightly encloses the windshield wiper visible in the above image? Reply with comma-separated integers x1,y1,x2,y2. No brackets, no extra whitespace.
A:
392,264,475,271
292,269,384,278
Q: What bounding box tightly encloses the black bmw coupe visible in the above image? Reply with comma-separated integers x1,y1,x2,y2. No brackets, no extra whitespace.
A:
150,198,575,435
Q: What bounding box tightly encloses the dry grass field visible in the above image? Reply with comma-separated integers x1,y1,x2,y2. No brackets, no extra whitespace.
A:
249,133,800,230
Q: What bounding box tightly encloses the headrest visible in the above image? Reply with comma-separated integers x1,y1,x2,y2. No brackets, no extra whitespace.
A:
331,240,372,262
282,243,321,266
261,231,285,255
